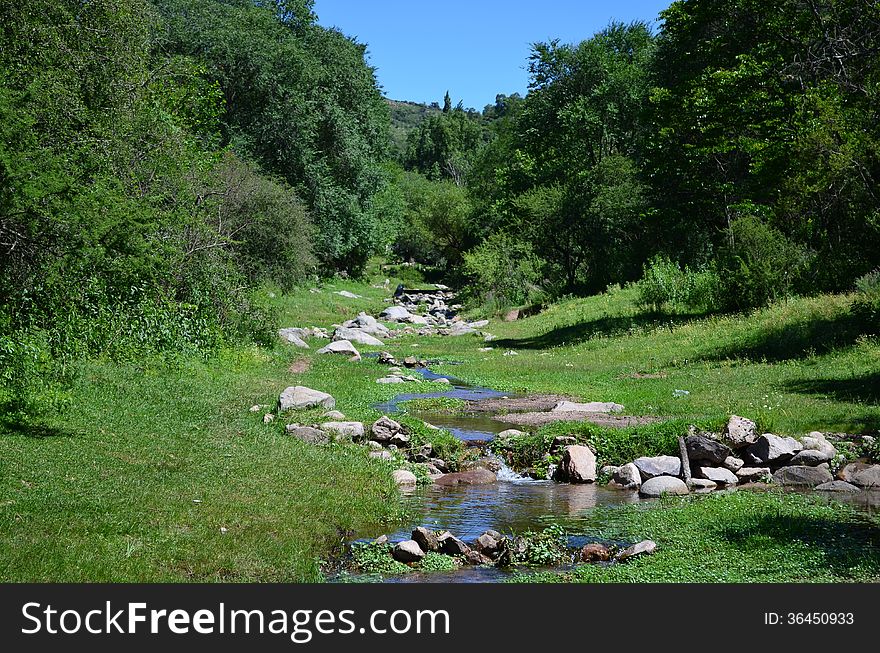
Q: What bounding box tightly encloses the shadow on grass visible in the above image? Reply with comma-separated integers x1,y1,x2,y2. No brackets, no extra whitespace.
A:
785,372,880,406
720,511,880,578
0,417,72,439
697,310,877,363
492,312,703,350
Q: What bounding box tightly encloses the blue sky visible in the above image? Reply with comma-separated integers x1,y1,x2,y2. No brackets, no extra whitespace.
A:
313,0,672,110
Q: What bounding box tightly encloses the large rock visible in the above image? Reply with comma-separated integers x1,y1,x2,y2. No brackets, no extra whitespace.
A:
433,468,497,486
747,434,802,465
317,339,361,360
552,400,624,413
772,465,833,487
789,449,833,466
687,478,717,491
371,416,406,443
278,328,309,348
611,462,642,489
685,435,732,465
616,540,657,561
380,306,414,322
392,469,418,486
286,425,330,445
556,445,597,483
580,543,613,562
321,421,365,441
722,456,745,473
333,327,384,347
848,464,880,488
474,530,504,558
815,480,861,492
437,532,471,556
695,466,738,485
279,386,335,411
801,431,837,459
736,467,771,483
392,540,425,563
837,462,874,484
412,527,440,552
638,476,689,497
633,455,681,479
723,415,759,449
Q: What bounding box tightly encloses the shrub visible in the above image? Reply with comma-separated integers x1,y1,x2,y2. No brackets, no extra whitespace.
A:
463,233,546,311
635,255,721,313
716,216,811,310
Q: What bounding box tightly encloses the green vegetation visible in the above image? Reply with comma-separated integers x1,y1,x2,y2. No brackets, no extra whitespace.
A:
518,491,880,583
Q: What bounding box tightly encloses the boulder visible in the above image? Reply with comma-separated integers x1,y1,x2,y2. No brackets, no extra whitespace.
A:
412,527,440,552
722,456,745,473
814,480,861,492
465,550,494,565
371,416,406,443
392,469,417,486
580,542,613,562
377,351,397,365
747,434,802,465
695,466,738,485
369,450,392,461
633,455,681,479
316,339,361,361
616,540,657,561
437,531,471,556
278,328,309,348
496,429,525,439
321,421,365,441
638,476,689,498
848,464,880,488
380,306,413,322
837,462,874,484
685,435,732,465
722,415,759,449
469,320,490,328
354,312,379,328
332,327,384,347
789,449,833,466
278,386,335,411
772,465,833,487
286,425,330,445
736,467,771,483
392,540,425,563
434,469,498,486
551,436,578,451
801,431,837,460
552,400,624,413
556,445,597,483
611,462,642,489
376,376,406,384
687,478,717,491
323,410,346,420
474,531,504,558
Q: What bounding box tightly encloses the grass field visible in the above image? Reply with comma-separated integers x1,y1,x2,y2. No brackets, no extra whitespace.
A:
2,266,878,581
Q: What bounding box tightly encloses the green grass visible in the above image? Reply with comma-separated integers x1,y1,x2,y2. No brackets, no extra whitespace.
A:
516,490,880,583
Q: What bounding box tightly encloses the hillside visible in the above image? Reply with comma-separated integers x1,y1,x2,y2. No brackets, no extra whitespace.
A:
385,98,442,159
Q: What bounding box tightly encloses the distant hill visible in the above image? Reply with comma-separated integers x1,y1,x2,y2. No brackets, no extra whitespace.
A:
385,98,442,160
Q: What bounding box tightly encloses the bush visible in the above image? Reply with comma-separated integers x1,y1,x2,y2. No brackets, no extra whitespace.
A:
851,268,880,331
463,233,546,311
635,255,721,313
716,216,811,310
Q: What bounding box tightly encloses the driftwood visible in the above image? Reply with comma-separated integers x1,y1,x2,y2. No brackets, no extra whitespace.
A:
678,436,692,485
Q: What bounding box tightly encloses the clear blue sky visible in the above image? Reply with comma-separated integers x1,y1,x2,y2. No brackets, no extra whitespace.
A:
313,0,672,110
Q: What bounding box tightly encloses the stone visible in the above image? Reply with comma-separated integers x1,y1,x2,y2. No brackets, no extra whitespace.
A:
722,456,745,473
837,462,873,484
496,429,525,439
551,435,578,451
723,415,759,449
736,467,771,483
323,410,346,420
371,416,406,442
402,356,419,368
321,421,365,441
317,339,362,361
772,465,833,487
433,468,498,486
374,535,388,545
638,476,689,497
465,550,493,565
611,463,642,489
747,434,802,465
601,465,620,477
848,464,880,488
389,431,411,448
437,532,471,556
278,386,335,411
552,400,624,413
332,327,384,347
286,425,330,445
412,527,440,552
687,478,717,491
469,320,490,328
556,445,597,483
429,458,448,473
262,413,274,424
369,450,392,461
366,440,383,450
616,540,657,561
685,435,732,465
801,431,837,459
278,328,309,348
633,455,681,479
392,469,417,486
815,480,861,492
580,542,613,562
380,306,414,322
392,540,424,563
334,290,361,299
377,351,396,365
376,376,406,384
696,466,738,485
789,449,833,466
475,531,504,558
